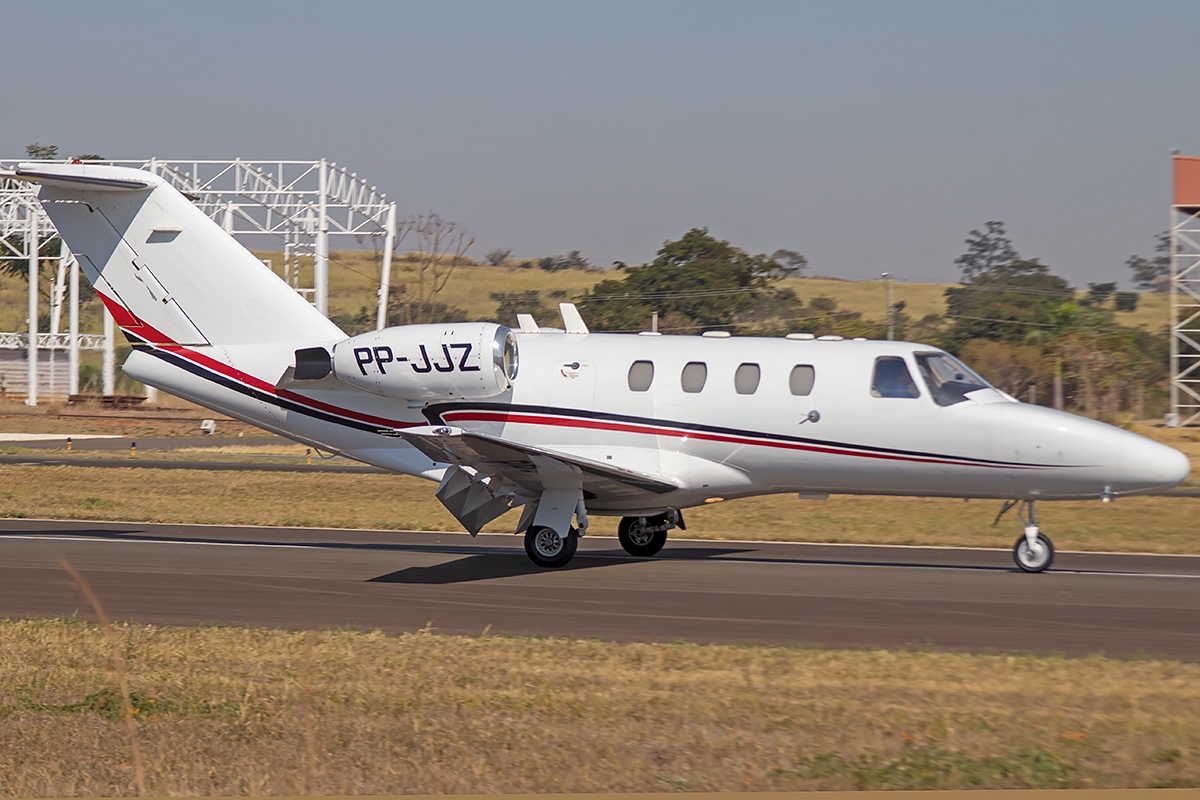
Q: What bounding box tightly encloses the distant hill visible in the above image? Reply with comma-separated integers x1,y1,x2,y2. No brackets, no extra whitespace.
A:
0,250,1167,336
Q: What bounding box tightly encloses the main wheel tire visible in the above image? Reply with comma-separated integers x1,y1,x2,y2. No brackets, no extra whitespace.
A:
1013,532,1054,573
618,514,668,557
524,526,578,568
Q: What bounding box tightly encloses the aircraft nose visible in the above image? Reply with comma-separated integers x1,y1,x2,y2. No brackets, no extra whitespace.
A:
1121,435,1191,491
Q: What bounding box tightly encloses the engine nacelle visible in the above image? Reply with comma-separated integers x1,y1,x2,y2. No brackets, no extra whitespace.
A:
330,323,518,400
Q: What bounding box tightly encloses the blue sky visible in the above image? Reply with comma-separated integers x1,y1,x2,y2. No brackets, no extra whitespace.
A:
4,0,1198,286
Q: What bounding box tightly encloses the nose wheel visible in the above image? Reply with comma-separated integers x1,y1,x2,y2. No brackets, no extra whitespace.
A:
1013,529,1054,572
997,499,1055,573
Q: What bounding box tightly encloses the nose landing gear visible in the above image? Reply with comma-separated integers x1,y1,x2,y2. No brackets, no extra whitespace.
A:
995,499,1055,573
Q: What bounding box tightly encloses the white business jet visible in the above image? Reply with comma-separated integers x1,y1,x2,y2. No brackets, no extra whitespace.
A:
11,162,1191,572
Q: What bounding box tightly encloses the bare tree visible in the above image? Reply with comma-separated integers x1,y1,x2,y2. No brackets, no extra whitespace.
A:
394,212,475,324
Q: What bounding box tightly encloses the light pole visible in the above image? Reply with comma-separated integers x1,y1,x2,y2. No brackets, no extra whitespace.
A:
881,272,894,341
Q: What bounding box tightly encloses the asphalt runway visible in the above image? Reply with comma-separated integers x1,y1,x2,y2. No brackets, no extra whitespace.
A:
2,519,1199,660
0,435,283,450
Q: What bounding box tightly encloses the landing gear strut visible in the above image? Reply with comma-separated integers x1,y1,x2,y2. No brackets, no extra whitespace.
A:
997,499,1054,573
618,511,682,557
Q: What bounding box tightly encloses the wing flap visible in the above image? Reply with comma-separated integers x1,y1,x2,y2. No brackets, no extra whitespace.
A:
393,426,677,500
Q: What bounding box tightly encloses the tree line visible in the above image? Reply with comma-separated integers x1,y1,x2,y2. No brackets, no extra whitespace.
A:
502,224,1166,422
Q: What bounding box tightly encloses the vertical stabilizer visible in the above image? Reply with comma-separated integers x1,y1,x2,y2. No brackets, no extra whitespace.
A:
17,163,344,346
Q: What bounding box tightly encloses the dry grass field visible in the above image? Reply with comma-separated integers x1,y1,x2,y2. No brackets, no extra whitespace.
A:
0,251,1169,334
0,463,1194,553
1,619,1197,794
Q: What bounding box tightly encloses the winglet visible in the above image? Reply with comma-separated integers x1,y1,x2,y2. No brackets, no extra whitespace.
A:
559,302,589,334
516,313,540,333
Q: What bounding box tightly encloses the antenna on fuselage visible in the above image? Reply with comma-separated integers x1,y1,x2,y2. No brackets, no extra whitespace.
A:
559,303,589,334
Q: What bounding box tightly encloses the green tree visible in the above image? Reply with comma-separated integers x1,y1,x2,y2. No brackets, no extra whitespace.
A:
953,221,1019,280
769,248,808,278
942,222,1072,351
1086,282,1116,305
1126,231,1170,292
491,290,555,327
483,248,512,266
577,228,781,332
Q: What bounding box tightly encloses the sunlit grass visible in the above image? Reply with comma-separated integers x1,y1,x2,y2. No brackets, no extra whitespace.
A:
1,619,1197,794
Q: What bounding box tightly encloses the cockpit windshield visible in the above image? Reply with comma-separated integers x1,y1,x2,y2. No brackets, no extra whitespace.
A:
915,352,990,407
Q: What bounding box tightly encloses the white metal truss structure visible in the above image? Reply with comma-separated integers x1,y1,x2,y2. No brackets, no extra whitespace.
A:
0,333,104,350
0,158,399,401
116,159,398,317
1169,202,1200,427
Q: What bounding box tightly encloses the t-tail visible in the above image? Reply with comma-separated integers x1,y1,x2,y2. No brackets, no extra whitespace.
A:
12,162,506,479
14,162,344,348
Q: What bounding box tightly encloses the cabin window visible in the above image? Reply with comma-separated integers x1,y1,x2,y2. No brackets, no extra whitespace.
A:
789,364,815,396
628,360,654,392
915,352,989,407
734,363,760,395
871,356,920,398
681,361,708,393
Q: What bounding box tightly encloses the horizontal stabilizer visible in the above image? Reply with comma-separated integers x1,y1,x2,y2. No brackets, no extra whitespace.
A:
25,162,344,346
13,163,155,191
393,425,677,501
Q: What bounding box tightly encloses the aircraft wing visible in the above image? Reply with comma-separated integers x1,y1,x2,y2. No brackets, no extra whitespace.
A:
389,425,677,502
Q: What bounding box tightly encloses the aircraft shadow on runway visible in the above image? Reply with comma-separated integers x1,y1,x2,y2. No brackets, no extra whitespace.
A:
2,528,1084,577
369,547,756,585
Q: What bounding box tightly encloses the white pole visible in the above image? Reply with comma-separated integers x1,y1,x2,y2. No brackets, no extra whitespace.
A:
882,272,894,341
48,243,69,401
315,158,329,316
376,202,396,330
26,206,38,406
103,307,115,397
50,249,67,335
68,248,79,397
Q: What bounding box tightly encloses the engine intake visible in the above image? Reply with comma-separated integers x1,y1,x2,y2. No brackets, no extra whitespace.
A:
330,323,517,400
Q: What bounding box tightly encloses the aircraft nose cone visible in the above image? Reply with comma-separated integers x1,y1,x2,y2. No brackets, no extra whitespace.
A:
1122,435,1191,491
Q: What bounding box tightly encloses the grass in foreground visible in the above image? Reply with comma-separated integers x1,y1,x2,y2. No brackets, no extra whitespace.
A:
1,619,1198,794
0,464,1195,553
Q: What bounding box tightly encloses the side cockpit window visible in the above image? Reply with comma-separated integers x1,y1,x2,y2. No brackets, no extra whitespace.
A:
916,352,989,406
871,356,920,398
628,360,654,391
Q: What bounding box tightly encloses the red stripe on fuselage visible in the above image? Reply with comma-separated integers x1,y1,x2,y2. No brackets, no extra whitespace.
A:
439,409,1038,470
97,291,414,430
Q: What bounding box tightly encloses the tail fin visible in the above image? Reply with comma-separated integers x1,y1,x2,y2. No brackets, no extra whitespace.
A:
18,162,343,346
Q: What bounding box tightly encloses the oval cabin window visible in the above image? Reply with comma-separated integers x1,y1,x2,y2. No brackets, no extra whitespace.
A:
628,360,655,392
789,364,815,396
681,362,708,393
734,363,760,395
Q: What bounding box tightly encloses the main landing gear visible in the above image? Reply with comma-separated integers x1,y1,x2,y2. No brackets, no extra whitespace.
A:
617,511,683,557
995,499,1054,573
524,526,578,568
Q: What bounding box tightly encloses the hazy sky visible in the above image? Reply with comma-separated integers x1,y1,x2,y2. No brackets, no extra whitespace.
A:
4,0,1198,287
